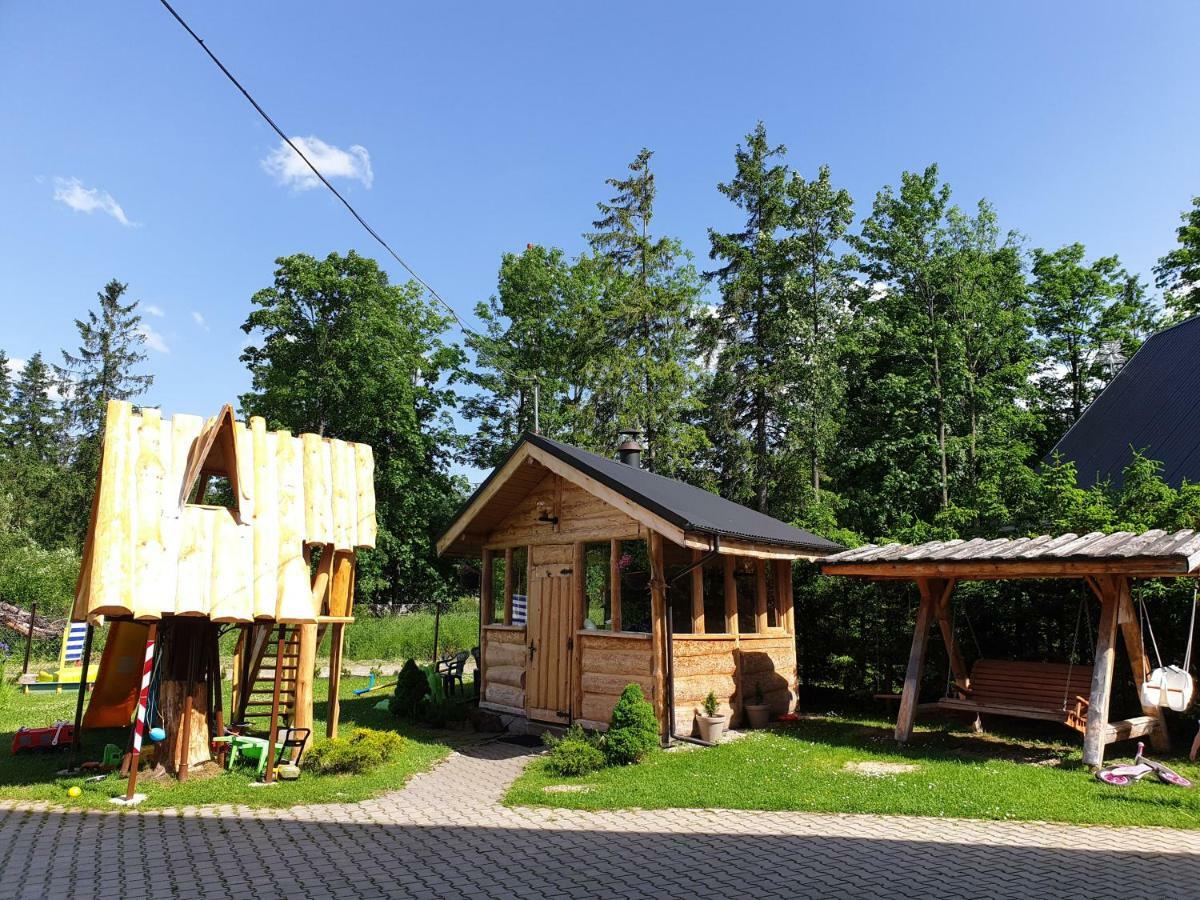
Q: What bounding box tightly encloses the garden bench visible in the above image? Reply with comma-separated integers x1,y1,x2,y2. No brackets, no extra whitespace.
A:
936,659,1094,732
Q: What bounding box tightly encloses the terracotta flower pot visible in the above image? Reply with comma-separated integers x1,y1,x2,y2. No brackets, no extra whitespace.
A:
744,703,770,729
697,714,726,744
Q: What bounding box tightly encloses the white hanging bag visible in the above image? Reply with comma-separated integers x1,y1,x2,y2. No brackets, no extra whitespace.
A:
1138,588,1197,713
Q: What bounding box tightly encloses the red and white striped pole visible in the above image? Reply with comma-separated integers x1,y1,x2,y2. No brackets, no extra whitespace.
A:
124,623,158,802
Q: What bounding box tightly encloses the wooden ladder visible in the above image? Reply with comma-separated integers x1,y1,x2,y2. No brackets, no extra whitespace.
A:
235,624,300,728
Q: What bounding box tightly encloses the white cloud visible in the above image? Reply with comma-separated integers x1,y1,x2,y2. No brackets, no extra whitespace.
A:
191,311,210,331
5,357,23,377
136,324,170,354
261,136,373,191
144,304,166,318
53,177,135,226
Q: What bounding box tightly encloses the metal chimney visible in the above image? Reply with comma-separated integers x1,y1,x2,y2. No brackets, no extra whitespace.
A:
617,430,642,468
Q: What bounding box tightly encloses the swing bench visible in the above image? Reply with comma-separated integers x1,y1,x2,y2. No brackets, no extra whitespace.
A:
934,659,1093,732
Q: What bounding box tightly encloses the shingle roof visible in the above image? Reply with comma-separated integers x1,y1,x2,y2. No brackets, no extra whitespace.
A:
1050,315,1200,488
518,434,842,553
820,529,1200,578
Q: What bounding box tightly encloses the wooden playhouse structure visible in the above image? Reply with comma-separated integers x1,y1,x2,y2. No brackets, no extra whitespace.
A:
70,400,376,783
438,433,842,738
821,531,1200,766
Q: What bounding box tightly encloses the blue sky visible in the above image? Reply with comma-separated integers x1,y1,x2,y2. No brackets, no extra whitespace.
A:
2,2,1197,483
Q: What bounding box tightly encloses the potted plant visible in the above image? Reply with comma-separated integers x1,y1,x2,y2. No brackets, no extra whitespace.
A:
744,681,770,729
696,690,727,743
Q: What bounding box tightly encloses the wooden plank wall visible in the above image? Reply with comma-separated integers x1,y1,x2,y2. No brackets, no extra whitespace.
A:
576,632,655,730
481,624,526,714
671,634,797,733
485,472,640,548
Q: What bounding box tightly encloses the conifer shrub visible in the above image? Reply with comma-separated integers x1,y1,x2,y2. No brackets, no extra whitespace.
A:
604,683,659,765
543,724,605,776
389,658,429,719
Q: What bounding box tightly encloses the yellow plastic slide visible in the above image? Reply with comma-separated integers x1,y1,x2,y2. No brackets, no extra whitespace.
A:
82,620,150,729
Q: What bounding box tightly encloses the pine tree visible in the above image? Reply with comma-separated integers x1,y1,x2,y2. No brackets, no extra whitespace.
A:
701,123,795,513
0,349,11,443
8,353,59,463
1155,196,1200,321
586,149,705,477
57,279,154,439
785,164,856,512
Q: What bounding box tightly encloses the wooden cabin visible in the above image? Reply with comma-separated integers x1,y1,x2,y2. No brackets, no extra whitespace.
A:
438,434,842,738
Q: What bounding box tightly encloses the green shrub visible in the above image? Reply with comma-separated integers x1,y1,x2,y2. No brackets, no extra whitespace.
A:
307,728,405,775
543,724,605,776
702,690,719,717
604,683,659,766
389,659,429,718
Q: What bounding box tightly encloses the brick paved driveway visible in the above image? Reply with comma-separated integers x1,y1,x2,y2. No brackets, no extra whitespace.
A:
3,740,1199,899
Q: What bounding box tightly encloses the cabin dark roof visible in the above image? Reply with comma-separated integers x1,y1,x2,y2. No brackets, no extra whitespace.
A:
1049,316,1200,489
444,433,842,555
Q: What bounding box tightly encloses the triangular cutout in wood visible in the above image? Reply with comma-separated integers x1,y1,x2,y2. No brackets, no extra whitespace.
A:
178,404,248,521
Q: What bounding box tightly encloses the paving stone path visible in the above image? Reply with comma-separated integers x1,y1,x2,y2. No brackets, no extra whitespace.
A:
2,739,1200,899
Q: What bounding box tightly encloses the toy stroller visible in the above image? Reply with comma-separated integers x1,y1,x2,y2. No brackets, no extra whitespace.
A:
1096,741,1193,787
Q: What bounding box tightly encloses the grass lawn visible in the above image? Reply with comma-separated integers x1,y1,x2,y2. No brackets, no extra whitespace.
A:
507,715,1200,829
0,676,456,811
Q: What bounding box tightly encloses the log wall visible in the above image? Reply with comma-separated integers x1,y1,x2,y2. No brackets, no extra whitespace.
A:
671,633,797,733
481,624,527,714
485,473,641,548
576,631,655,730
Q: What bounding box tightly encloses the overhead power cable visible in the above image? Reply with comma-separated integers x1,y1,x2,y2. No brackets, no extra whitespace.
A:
155,0,540,410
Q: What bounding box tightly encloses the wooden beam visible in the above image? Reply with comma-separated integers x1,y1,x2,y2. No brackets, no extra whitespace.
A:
690,549,705,635
647,531,668,740
926,578,967,691
775,559,795,636
724,555,738,635
896,585,937,744
264,624,286,783
572,542,585,719
503,547,514,626
1116,579,1170,752
291,623,318,755
754,559,769,633
609,539,622,633
1083,576,1121,768
326,623,345,739
480,549,494,625
683,534,817,560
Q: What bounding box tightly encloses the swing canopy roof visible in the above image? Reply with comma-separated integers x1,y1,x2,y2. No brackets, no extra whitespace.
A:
820,529,1200,580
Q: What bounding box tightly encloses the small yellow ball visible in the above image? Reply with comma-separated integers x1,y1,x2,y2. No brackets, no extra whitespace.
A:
67,786,82,798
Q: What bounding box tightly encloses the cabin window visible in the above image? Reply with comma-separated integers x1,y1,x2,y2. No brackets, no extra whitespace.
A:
510,547,529,625
663,541,695,634
734,557,758,633
582,542,612,630
489,553,506,623
617,540,652,633
765,561,779,629
702,564,726,633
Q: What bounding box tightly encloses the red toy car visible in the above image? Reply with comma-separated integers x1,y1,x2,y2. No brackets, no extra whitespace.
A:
11,722,74,754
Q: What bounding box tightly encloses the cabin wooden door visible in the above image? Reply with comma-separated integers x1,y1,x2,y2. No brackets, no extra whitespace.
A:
526,549,574,724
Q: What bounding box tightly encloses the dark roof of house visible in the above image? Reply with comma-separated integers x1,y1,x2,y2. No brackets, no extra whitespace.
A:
1049,315,1200,489
445,432,842,554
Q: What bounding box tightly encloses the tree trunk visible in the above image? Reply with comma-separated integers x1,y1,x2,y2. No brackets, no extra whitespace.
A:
157,619,213,774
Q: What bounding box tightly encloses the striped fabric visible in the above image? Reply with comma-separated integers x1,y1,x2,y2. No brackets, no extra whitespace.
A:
63,622,88,664
512,593,527,625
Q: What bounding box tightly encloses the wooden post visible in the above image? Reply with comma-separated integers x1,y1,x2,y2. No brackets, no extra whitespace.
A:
754,559,768,633
326,623,345,739
291,623,318,755
572,541,586,719
690,549,705,635
1083,576,1121,768
177,634,197,782
1115,581,1170,751
648,531,669,740
609,539,622,632
230,625,245,724
896,586,936,743
724,555,738,634
68,621,95,767
264,624,286,783
503,548,514,626
775,559,794,635
481,549,494,625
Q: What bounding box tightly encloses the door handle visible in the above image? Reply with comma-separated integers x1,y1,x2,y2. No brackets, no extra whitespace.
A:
529,641,537,661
